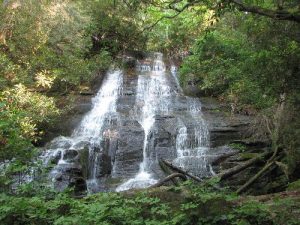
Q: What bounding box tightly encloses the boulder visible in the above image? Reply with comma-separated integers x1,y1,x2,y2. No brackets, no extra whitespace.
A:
63,149,79,162
53,165,87,195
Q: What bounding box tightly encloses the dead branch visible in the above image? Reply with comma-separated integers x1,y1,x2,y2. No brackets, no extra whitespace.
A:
218,151,270,180
144,0,300,32
143,11,183,31
143,0,201,31
211,152,239,166
159,160,180,186
161,160,202,182
150,173,187,188
236,155,282,194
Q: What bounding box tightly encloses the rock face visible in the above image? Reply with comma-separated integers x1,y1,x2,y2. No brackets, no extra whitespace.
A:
200,97,253,147
53,165,87,195
48,146,89,195
112,120,144,178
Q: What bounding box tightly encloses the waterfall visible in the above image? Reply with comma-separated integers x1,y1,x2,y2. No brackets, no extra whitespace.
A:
42,53,211,193
173,98,210,176
42,70,123,191
171,65,210,177
116,53,170,191
117,53,210,191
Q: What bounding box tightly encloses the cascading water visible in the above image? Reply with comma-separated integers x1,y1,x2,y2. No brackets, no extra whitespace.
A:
42,53,212,193
173,97,210,176
42,70,123,191
169,63,210,176
117,53,210,191
71,70,123,183
116,53,171,191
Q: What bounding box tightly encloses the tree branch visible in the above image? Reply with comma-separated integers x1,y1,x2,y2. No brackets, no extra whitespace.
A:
143,11,183,31
218,152,269,180
143,0,200,31
150,173,187,188
161,160,203,182
144,0,300,27
229,0,300,23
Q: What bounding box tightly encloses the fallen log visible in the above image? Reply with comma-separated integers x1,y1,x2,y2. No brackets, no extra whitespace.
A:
158,160,180,186
150,173,187,188
161,160,202,182
161,160,224,191
237,155,282,194
218,151,270,180
237,162,276,194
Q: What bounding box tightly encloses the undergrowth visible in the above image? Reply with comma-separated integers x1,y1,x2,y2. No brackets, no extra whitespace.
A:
0,180,299,225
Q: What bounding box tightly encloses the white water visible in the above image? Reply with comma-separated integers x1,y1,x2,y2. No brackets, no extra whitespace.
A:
42,70,123,189
72,70,123,142
116,53,171,191
173,77,210,176
117,54,211,191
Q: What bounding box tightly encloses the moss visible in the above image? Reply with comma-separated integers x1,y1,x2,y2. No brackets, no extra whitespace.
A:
79,147,89,179
287,179,300,191
229,143,247,152
239,153,260,160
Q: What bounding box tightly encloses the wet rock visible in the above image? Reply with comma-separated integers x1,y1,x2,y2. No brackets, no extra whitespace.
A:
154,131,172,147
78,147,89,179
53,165,87,195
94,153,112,178
183,84,203,97
70,177,87,195
123,57,136,69
200,97,253,147
123,90,135,96
107,136,118,161
72,141,90,150
54,172,63,181
73,103,93,114
112,119,144,178
63,149,79,162
116,95,137,115
49,150,62,165
80,91,94,96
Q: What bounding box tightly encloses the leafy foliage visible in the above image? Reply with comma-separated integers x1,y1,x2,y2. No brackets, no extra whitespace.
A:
83,0,147,57
0,181,299,225
180,13,300,110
